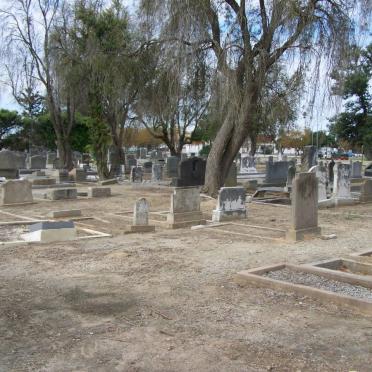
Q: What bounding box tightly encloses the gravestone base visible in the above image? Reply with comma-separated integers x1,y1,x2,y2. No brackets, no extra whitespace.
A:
212,209,246,223
22,221,76,243
47,188,78,200
166,211,206,229
88,187,111,198
0,169,18,179
126,224,155,234
286,226,321,242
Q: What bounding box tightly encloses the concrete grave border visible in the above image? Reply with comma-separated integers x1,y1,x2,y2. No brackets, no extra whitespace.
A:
235,263,372,315
306,257,372,276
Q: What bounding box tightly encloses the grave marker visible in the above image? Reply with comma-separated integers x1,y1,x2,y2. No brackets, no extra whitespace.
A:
286,172,321,241
212,187,246,222
1,179,33,205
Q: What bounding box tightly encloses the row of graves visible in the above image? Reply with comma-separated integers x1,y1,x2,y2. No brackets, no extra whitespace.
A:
2,145,372,316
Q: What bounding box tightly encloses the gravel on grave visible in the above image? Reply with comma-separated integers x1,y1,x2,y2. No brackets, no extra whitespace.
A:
264,269,372,300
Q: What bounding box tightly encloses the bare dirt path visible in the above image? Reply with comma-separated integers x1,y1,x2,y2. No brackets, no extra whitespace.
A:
1,184,372,371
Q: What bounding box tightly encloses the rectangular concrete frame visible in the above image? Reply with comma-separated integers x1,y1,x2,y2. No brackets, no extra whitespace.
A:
0,221,111,246
235,263,372,316
350,249,372,257
307,258,372,276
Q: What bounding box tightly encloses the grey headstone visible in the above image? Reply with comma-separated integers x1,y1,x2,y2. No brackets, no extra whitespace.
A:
212,187,246,222
131,166,143,182
166,156,179,178
333,162,351,200
351,161,362,179
152,164,163,182
301,146,318,172
29,155,47,169
173,157,206,187
133,198,149,226
1,179,33,205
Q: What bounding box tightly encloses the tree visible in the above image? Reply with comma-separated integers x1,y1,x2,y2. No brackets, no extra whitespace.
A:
1,0,76,170
136,44,210,156
59,0,150,178
0,109,23,147
329,44,372,158
140,0,366,195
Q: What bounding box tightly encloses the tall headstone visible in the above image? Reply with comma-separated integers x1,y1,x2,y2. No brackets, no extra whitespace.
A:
286,173,321,241
166,187,206,228
152,164,163,182
47,152,57,167
301,145,318,172
1,179,33,205
130,166,143,183
351,161,362,179
166,156,179,178
309,164,327,201
212,187,246,222
333,162,351,200
173,157,206,187
126,198,156,233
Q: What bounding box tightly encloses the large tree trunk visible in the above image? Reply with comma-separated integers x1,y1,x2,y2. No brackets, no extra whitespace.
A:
56,137,73,170
250,134,257,156
109,141,125,178
204,89,259,196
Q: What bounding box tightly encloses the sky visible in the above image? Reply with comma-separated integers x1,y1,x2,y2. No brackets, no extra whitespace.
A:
0,0,370,133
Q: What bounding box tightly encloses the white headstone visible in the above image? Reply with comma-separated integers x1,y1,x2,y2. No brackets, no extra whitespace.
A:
333,162,351,200
134,198,149,226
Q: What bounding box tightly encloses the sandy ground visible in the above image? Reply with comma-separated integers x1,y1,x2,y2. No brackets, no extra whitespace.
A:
1,183,372,371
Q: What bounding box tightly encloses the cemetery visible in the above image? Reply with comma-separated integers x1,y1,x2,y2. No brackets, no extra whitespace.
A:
0,146,372,370
0,0,371,370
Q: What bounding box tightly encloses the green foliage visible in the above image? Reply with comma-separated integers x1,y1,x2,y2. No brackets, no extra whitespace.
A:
329,44,372,153
0,109,22,143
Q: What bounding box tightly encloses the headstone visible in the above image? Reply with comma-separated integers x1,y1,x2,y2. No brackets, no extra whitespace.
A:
224,162,238,187
47,188,78,200
0,149,25,179
166,156,179,178
152,164,163,182
22,221,76,243
333,162,351,200
167,187,206,228
301,145,318,172
173,157,206,187
50,169,69,183
130,166,143,183
351,161,362,179
127,198,155,233
212,187,246,222
286,172,321,241
69,168,86,183
29,155,47,169
309,164,327,201
286,165,296,191
143,161,153,174
1,179,33,205
360,179,372,203
240,154,257,174
265,160,292,184
88,187,111,198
